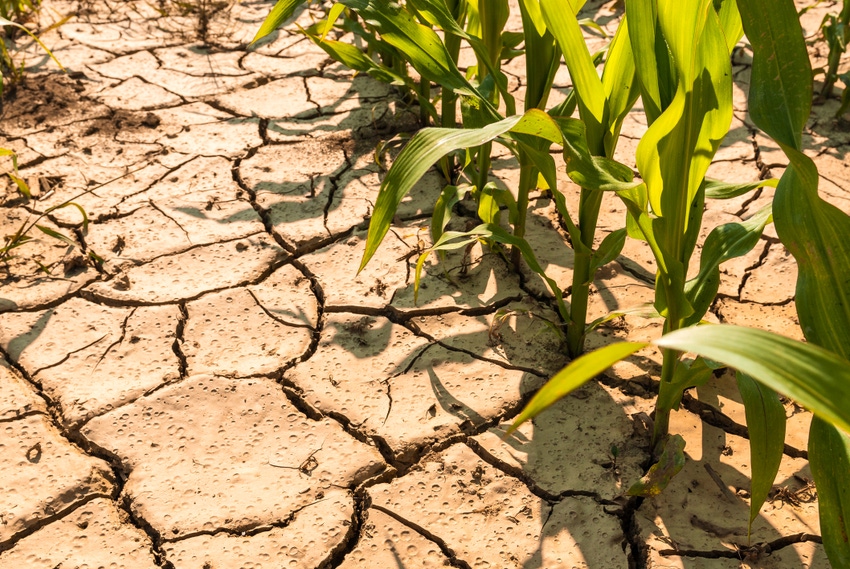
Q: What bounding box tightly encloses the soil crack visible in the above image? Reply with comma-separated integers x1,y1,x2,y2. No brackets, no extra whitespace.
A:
368,503,473,569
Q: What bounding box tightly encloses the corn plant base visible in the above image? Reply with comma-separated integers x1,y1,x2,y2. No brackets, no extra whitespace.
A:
0,0,845,566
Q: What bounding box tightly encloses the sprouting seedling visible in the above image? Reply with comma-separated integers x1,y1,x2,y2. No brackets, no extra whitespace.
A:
1,156,151,267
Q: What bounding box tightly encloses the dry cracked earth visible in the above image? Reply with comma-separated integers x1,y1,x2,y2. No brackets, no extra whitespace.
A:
0,0,847,567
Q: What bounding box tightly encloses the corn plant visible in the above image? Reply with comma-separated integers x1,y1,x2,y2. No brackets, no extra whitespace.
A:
256,0,643,358
509,0,850,561
818,0,850,101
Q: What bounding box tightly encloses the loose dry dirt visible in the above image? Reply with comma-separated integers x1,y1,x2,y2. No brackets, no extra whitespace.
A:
0,0,847,567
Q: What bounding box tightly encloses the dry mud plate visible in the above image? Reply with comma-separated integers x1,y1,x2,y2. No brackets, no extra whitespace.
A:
0,0,847,567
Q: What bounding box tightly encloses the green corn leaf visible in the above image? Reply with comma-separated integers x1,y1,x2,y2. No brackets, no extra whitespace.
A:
407,0,514,114
7,173,30,198
809,417,850,566
517,0,546,36
518,0,560,112
736,371,786,538
625,0,674,122
616,184,669,275
740,3,850,562
301,34,409,86
540,0,607,148
477,183,502,225
431,184,461,246
502,31,525,50
656,356,714,412
716,0,744,53
505,341,648,436
479,0,509,70
316,3,346,41
553,117,642,192
628,434,687,497
360,109,562,271
34,225,77,248
343,0,494,114
637,0,731,242
655,325,850,435
683,203,772,327
513,141,586,253
601,15,640,157
577,17,607,37
414,231,478,304
680,182,707,271
736,0,810,151
777,164,850,358
588,228,626,275
252,0,307,43
704,178,778,200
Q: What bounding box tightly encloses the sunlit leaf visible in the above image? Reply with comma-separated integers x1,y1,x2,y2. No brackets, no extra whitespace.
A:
360,110,562,271
506,341,648,436
251,0,307,43
656,325,850,435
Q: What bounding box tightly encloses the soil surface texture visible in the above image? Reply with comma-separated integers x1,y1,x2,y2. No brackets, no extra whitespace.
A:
1,0,847,568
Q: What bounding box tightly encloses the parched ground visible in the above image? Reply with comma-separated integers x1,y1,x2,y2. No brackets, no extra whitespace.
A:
0,0,847,567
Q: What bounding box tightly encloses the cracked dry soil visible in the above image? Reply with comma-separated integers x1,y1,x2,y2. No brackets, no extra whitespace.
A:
0,0,846,567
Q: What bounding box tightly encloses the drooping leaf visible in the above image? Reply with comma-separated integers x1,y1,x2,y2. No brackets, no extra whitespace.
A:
343,0,494,113
360,110,562,271
704,178,778,200
683,203,772,327
34,225,76,248
736,371,786,537
506,341,648,436
553,117,641,192
584,303,661,335
809,417,850,566
302,34,408,86
588,228,626,275
407,0,515,113
739,4,850,563
655,325,850,435
627,434,687,497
